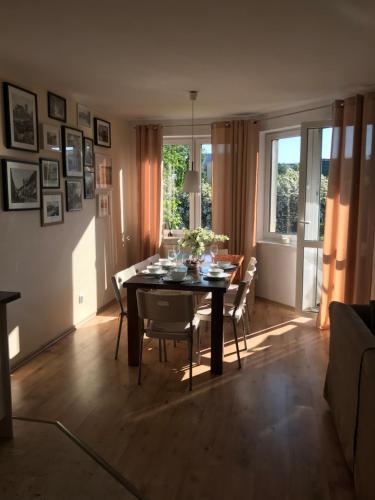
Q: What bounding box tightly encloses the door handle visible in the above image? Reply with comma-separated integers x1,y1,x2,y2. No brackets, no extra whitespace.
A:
299,220,310,225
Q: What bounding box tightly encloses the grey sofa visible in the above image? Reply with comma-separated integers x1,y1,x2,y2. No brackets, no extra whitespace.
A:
325,301,375,500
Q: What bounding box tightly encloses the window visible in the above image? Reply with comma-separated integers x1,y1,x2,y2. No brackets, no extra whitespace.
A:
162,137,212,233
264,130,301,239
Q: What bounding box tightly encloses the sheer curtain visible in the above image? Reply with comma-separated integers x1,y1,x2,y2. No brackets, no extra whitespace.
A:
211,120,259,267
136,124,162,260
319,95,375,329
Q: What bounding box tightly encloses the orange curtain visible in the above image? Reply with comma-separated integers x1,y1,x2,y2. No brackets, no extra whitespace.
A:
319,95,375,329
211,120,259,266
136,124,162,260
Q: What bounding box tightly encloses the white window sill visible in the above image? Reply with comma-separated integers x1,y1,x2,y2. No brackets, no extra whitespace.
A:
257,239,297,249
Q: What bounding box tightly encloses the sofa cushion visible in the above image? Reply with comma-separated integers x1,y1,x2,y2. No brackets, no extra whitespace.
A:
370,300,375,335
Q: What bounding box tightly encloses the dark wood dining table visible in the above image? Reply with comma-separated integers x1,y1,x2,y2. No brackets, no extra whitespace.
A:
123,255,244,375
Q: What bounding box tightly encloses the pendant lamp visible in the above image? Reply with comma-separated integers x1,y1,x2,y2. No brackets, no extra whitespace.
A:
182,90,200,193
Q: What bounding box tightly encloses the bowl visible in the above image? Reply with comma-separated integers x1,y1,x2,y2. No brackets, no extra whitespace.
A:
147,264,160,273
217,260,230,268
209,267,223,276
158,258,170,264
170,266,187,281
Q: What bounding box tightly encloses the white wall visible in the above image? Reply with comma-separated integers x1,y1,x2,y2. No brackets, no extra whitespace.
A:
255,104,332,307
0,77,132,367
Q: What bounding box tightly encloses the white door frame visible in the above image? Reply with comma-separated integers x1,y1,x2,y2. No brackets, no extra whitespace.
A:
295,120,332,311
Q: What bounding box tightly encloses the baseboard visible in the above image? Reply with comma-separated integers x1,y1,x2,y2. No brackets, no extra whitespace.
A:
10,325,76,373
255,295,296,311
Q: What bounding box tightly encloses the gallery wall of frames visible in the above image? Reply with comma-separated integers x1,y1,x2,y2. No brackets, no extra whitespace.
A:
1,81,113,226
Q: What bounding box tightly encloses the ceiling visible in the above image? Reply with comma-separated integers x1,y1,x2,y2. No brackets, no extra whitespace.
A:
1,0,375,120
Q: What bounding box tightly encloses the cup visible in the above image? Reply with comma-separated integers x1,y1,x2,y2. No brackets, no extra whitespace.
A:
209,267,223,276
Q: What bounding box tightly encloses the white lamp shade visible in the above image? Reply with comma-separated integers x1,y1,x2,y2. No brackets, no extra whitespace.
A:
182,170,200,193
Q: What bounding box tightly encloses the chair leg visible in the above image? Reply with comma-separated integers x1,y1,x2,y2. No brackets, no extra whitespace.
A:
241,316,248,351
163,339,168,362
188,336,193,391
138,334,144,385
232,319,242,369
158,339,163,362
197,327,201,365
114,314,124,360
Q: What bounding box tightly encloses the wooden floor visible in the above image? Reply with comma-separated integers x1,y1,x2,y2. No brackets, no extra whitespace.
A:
9,299,354,500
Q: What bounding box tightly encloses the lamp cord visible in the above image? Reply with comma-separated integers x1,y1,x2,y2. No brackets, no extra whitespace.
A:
191,96,194,171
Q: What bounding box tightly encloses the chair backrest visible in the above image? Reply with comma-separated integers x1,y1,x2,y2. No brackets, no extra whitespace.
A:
148,253,160,264
136,289,195,323
111,265,136,312
233,280,251,313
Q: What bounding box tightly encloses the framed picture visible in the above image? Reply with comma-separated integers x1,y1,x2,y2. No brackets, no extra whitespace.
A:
65,179,83,211
2,159,40,211
41,192,64,226
42,124,60,152
97,192,110,217
94,118,111,148
77,104,91,129
40,158,60,189
95,154,112,189
84,169,95,199
3,82,39,152
62,126,83,177
84,137,94,168
48,92,66,122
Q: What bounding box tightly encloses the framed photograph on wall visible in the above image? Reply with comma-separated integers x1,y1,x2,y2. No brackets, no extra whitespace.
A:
94,118,111,148
2,159,40,211
48,92,66,122
3,82,39,152
62,126,84,177
66,179,83,211
40,158,60,189
95,153,112,189
42,124,61,152
41,192,64,226
97,192,110,217
84,169,95,199
77,103,91,129
84,137,94,168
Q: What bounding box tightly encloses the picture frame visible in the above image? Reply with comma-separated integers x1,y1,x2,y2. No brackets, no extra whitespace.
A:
84,137,94,168
42,124,61,152
41,191,64,226
2,159,40,211
84,169,95,199
3,82,39,152
94,118,111,148
77,103,91,129
62,126,84,177
65,179,83,211
40,158,60,189
97,192,110,217
95,153,112,189
48,91,66,122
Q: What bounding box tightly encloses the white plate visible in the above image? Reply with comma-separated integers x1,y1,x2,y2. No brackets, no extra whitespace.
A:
162,275,193,284
141,269,168,276
216,262,237,270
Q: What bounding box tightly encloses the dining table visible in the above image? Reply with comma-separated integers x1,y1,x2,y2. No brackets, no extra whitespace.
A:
123,254,244,375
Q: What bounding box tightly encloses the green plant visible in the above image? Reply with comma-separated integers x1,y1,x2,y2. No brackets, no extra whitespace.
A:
178,227,229,259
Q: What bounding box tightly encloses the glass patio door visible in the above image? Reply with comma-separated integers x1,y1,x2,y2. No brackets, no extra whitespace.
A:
296,122,332,311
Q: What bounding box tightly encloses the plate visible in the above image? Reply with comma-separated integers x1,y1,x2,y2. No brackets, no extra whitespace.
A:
162,275,193,284
141,269,168,277
204,272,229,281
216,262,237,270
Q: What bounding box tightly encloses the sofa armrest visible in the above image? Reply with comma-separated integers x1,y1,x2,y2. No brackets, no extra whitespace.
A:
325,302,375,470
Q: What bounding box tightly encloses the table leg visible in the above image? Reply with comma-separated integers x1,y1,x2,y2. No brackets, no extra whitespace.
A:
127,288,140,367
0,304,13,439
211,290,224,375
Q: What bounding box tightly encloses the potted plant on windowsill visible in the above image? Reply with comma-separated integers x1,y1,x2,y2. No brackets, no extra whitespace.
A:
178,227,229,269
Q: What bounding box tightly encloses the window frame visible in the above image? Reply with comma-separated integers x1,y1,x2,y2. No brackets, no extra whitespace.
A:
162,135,211,237
263,127,301,243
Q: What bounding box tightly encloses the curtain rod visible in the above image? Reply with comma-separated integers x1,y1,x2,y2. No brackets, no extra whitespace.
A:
133,104,331,128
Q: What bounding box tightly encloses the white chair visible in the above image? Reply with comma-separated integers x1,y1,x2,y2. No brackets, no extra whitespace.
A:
136,290,200,391
196,280,251,369
134,253,161,273
111,265,137,359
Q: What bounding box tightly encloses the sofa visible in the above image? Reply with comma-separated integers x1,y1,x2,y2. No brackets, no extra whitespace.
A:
325,301,375,500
